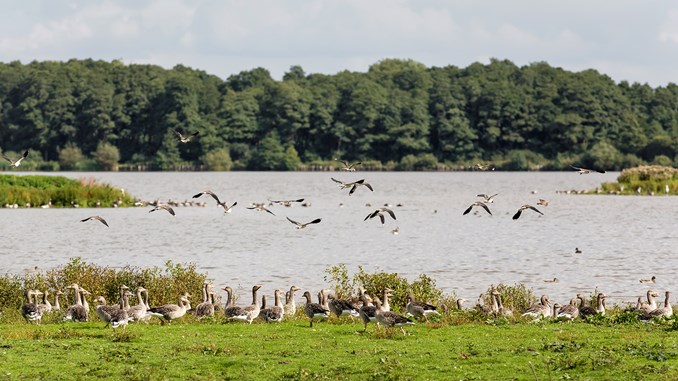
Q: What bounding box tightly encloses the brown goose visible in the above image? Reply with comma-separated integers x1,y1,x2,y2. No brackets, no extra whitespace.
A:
192,190,237,213
375,299,414,334
512,204,544,220
537,199,549,207
492,290,513,317
260,289,285,323
246,203,275,216
522,295,551,319
302,291,330,327
194,283,215,320
335,159,361,172
359,295,379,332
646,291,672,319
331,178,374,195
174,130,199,143
109,292,130,331
2,149,28,167
222,286,244,318
230,285,262,324
364,208,396,224
640,276,657,283
126,287,149,322
36,290,52,316
53,290,64,312
381,289,393,312
406,293,440,321
284,285,302,316
286,217,322,229
463,202,492,216
476,194,498,203
63,283,88,322
148,295,191,324
148,204,175,216
556,298,579,320
577,293,602,318
325,290,360,319
80,215,109,227
635,290,659,313
21,289,41,323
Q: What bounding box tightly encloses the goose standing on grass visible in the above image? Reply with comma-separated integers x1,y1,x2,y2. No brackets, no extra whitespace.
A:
577,293,598,318
36,290,52,315
148,295,191,325
463,202,492,216
149,204,175,216
126,287,149,322
375,299,414,334
359,295,379,332
331,178,374,195
284,286,302,316
230,285,262,324
556,298,579,320
109,292,130,331
477,193,498,203
492,290,513,317
302,291,330,327
522,295,551,319
95,295,124,327
325,290,360,320
475,293,493,314
80,216,109,227
261,289,285,323
335,159,361,172
406,293,440,322
194,283,215,320
64,283,88,322
2,149,28,167
646,291,672,319
364,208,396,224
512,204,544,220
595,293,608,315
636,290,659,314
80,289,91,312
53,290,63,312
381,289,393,312
286,217,322,229
222,286,244,318
192,191,237,213
21,289,40,323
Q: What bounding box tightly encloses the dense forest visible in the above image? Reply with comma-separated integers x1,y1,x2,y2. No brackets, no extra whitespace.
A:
0,58,676,171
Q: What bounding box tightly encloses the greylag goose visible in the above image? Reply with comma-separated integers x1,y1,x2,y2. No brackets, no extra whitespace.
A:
284,286,302,316
476,194,498,203
331,178,373,195
456,298,468,310
406,293,440,321
596,293,607,315
556,298,579,320
149,204,175,216
126,287,149,322
53,290,63,312
522,295,551,319
21,289,40,323
463,202,492,216
552,303,562,318
260,289,284,323
222,286,244,318
192,190,237,213
194,283,215,320
577,293,598,318
512,204,544,220
569,165,605,174
230,285,262,324
492,290,513,317
80,289,91,312
359,295,379,332
109,292,130,331
269,198,305,207
335,159,361,172
36,290,52,315
543,278,559,283
302,291,330,327
640,276,656,283
246,203,275,216
391,226,400,235
537,199,549,207
325,290,360,319
2,149,28,167
364,208,396,224
475,293,493,313
174,130,199,143
381,289,393,312
148,295,191,324
63,284,88,322
646,291,672,319
636,290,659,314
375,299,414,334
286,217,322,229
80,216,109,227
95,295,127,327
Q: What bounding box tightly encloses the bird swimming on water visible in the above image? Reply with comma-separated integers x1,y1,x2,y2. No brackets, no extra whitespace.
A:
640,276,656,283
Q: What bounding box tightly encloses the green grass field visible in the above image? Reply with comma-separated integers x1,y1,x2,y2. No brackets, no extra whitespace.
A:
2,314,678,380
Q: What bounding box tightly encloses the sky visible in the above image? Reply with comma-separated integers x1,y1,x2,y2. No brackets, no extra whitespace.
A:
0,0,677,86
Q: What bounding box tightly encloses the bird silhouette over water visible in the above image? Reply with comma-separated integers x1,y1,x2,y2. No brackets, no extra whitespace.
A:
149,205,176,216
193,190,237,213
569,165,605,174
364,208,396,224
512,205,544,220
331,178,373,195
286,217,322,229
80,216,109,227
463,202,492,216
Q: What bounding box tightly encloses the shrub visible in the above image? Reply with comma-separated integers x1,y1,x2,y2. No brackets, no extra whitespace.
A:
93,142,120,171
202,148,233,171
58,143,85,170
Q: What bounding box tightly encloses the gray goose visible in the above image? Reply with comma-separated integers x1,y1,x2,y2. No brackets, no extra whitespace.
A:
53,290,64,312
635,290,659,314
126,287,149,322
512,204,544,220
325,290,360,319
331,178,374,195
335,159,361,172
230,285,262,324
148,204,176,216
522,295,551,319
192,190,237,213
286,217,322,229
646,291,672,319
269,198,305,207
222,286,244,318
364,208,396,224
194,283,215,320
381,289,393,312
463,202,492,216
2,149,28,167
284,286,302,316
492,290,513,317
80,215,109,227
148,295,191,325
640,276,656,283
375,299,414,334
260,289,284,323
63,284,88,322
359,295,379,332
577,293,601,318
36,290,52,316
406,293,440,322
109,291,130,331
174,130,199,143
21,289,41,323
246,203,275,216
556,298,579,320
302,291,330,327
476,193,498,203
569,165,605,174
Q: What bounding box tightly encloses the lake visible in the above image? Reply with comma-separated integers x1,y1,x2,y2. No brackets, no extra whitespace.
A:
1,171,676,307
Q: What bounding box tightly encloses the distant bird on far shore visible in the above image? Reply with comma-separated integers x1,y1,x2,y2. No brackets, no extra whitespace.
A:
463,202,492,216
640,276,656,284
331,178,373,195
473,163,495,171
149,205,176,216
335,159,361,172
286,217,321,229
193,190,237,213
477,194,498,203
569,165,605,174
365,208,396,224
512,205,544,220
174,130,199,143
537,199,549,207
2,150,28,167
80,216,109,227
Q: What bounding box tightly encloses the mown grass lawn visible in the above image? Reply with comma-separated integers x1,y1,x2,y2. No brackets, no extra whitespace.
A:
2,316,678,380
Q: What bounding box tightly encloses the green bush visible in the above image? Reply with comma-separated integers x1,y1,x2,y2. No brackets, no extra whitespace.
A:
93,142,120,171
202,148,233,171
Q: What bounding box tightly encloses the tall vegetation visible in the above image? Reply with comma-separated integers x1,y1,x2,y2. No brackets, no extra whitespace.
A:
0,58,676,170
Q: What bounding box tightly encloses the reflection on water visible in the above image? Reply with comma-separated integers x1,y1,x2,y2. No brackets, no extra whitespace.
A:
1,171,676,305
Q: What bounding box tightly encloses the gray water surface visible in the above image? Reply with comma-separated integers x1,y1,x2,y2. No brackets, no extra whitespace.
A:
1,171,676,306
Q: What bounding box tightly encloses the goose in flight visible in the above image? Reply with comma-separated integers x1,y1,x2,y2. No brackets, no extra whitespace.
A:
512,204,544,220
569,165,605,174
331,178,373,195
286,217,321,229
246,203,275,216
149,204,176,216
476,194,498,203
472,163,495,171
269,198,304,207
2,150,28,167
463,202,492,216
335,159,361,172
364,207,396,224
193,190,237,213
80,215,109,227
174,130,199,143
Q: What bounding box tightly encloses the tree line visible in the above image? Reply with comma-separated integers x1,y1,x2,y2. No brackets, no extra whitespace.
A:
0,58,676,171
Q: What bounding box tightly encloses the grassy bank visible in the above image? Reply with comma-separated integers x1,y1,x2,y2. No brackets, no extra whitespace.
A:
0,174,136,207
588,165,678,195
1,317,678,380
